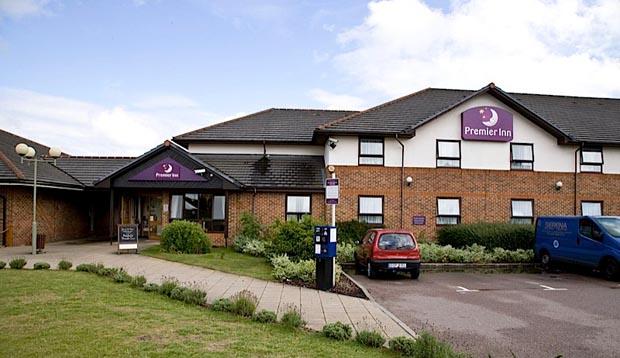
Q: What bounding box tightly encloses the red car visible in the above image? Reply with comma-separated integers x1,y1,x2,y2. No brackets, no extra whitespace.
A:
354,229,421,279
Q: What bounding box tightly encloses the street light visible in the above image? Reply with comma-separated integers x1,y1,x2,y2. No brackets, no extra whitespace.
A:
15,143,62,255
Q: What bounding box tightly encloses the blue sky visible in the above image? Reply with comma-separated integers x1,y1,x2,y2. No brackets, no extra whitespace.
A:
0,0,618,155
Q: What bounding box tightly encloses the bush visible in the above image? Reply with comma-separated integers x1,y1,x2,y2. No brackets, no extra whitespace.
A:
265,216,323,261
98,267,120,278
252,309,277,323
336,243,356,264
389,336,417,356
9,257,27,269
161,220,211,254
158,278,180,297
0,261,5,269
437,222,535,250
75,263,104,274
33,262,50,270
210,298,234,312
113,270,132,283
239,212,263,240
170,286,206,305
336,220,372,245
280,305,305,329
234,235,266,257
130,275,147,288
419,243,534,263
57,260,72,270
271,255,315,283
389,332,464,358
143,283,159,292
230,290,258,317
355,330,386,348
322,321,352,341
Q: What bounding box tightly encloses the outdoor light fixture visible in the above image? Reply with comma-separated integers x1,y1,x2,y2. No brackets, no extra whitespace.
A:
555,181,563,190
15,142,62,256
327,165,335,173
406,176,413,186
328,138,338,149
194,168,206,174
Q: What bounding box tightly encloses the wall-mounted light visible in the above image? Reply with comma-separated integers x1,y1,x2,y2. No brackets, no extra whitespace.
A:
194,168,206,174
328,138,338,149
327,165,335,174
555,180,563,190
406,176,413,186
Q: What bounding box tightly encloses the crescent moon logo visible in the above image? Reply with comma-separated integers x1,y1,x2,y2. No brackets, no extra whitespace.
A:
482,108,499,127
162,163,173,173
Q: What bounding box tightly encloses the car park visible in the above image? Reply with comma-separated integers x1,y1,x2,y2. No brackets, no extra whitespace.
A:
354,229,421,279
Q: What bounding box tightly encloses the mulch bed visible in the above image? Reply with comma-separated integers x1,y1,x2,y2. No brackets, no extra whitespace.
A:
282,274,367,299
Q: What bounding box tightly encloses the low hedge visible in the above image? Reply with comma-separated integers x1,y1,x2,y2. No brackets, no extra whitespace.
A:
420,243,534,263
437,223,535,250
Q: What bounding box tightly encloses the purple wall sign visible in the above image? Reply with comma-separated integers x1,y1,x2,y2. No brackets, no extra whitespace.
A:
461,106,513,142
129,158,206,181
412,215,426,226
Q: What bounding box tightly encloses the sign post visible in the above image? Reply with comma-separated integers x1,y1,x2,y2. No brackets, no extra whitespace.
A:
117,224,139,254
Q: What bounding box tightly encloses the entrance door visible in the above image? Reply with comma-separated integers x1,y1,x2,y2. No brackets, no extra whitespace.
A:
141,195,163,240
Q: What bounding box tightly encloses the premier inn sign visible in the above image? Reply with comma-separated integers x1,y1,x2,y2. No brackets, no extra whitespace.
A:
461,106,513,142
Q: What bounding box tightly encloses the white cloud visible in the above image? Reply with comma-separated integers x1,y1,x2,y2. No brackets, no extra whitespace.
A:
0,88,229,156
309,88,365,110
0,0,51,18
333,0,620,98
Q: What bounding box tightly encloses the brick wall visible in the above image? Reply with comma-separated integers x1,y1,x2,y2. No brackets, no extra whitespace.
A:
332,166,620,239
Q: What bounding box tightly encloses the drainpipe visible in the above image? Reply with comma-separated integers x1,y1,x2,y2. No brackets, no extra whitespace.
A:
395,134,405,228
251,187,257,215
574,145,582,215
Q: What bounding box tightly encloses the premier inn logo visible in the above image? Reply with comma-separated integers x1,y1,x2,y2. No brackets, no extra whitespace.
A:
155,163,180,179
461,106,513,142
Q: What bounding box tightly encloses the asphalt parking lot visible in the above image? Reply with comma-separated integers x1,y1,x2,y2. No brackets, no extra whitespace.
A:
353,271,620,358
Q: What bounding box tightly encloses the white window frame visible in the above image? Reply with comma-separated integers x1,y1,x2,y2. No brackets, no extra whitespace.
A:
581,201,602,216
511,199,534,224
358,196,384,226
286,195,311,221
436,198,460,225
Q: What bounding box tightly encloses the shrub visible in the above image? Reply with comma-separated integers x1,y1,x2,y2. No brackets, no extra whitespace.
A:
161,220,211,254
158,278,180,297
419,243,534,263
322,321,353,341
0,261,5,269
57,260,72,270
336,220,372,245
233,235,252,253
230,290,258,317
252,309,277,323
280,305,305,329
143,283,159,292
389,336,417,356
33,262,50,270
270,255,315,283
210,298,234,312
437,222,535,250
242,239,266,257
98,267,120,278
266,216,324,261
336,243,356,264
170,286,205,305
355,330,386,348
389,332,464,358
9,257,27,269
75,263,104,274
239,212,262,240
113,270,132,283
130,275,147,288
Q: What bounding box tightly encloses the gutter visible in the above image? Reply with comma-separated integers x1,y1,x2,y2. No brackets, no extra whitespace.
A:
395,134,405,228
0,182,84,191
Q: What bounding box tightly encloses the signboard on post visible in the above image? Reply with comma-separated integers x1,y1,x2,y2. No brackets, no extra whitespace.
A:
117,224,139,254
325,178,339,205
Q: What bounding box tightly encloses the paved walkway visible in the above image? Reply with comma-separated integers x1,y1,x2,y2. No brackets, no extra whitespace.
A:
0,241,415,340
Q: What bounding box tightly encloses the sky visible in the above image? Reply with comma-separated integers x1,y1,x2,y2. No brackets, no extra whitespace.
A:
0,0,619,155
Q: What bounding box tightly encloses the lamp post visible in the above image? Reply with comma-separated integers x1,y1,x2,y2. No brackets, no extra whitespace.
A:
15,143,62,255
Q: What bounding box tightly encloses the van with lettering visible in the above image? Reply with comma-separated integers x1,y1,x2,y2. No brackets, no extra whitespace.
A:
535,216,620,280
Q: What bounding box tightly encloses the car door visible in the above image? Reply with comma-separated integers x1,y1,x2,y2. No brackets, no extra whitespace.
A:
576,218,604,267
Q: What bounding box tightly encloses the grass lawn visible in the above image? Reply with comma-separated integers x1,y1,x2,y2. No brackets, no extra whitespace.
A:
0,270,393,357
141,245,275,281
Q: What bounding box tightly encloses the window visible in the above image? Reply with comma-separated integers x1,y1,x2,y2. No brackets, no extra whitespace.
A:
511,143,534,170
581,201,602,216
286,195,311,221
169,193,226,232
579,219,603,241
436,198,460,225
581,148,603,173
511,199,534,224
436,140,461,167
358,196,383,225
359,137,384,165
378,233,416,250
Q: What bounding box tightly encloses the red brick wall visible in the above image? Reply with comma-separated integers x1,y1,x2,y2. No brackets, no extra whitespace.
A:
331,166,620,240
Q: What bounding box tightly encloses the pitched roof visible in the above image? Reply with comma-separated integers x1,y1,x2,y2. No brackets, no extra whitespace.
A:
55,157,135,186
194,154,325,190
174,108,357,144
319,84,620,145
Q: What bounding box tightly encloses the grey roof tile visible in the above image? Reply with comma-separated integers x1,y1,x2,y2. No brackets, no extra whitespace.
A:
55,157,135,186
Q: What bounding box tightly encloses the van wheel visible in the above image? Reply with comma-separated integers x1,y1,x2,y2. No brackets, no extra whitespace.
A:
367,262,376,279
540,250,552,271
602,258,619,281
410,268,420,280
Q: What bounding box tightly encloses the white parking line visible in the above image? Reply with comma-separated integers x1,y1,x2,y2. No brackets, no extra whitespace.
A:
539,284,567,291
456,286,479,293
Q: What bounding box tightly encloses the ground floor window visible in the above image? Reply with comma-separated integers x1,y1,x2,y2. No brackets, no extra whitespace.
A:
358,196,383,225
581,201,602,216
286,195,311,221
170,193,226,232
511,199,534,224
436,198,460,225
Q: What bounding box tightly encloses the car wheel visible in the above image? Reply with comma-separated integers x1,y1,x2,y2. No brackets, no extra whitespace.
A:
410,267,420,280
540,250,552,271
367,262,376,279
602,258,619,281
355,260,363,274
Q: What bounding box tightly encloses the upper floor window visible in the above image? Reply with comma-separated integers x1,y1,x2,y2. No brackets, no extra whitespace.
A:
359,137,384,165
286,195,311,221
511,199,534,224
436,198,460,225
436,140,461,168
170,193,226,232
581,201,602,216
511,143,534,170
581,148,603,173
358,196,383,225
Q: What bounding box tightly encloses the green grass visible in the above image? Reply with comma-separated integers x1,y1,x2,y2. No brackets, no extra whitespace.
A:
141,245,275,281
0,270,393,357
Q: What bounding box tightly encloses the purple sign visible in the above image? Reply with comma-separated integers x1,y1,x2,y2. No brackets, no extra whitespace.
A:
461,106,513,142
325,178,339,205
412,215,426,225
129,158,206,182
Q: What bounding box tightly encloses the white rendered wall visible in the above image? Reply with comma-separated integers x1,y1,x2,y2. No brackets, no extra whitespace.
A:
324,136,359,166
189,143,324,156
604,147,620,174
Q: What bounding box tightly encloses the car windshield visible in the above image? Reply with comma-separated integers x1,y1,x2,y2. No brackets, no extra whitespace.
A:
596,217,620,238
378,233,415,250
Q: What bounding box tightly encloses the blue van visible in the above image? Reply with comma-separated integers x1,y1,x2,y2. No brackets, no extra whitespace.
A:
535,216,620,280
